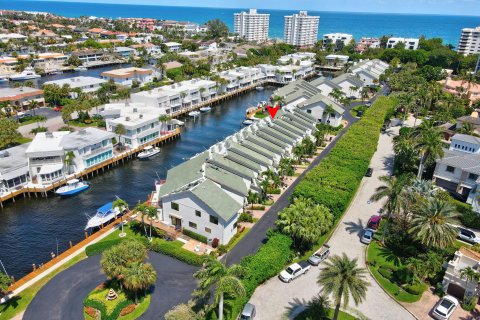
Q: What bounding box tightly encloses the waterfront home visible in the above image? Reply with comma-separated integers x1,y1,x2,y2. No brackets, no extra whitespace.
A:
59,128,115,172
0,87,45,109
258,64,278,81
131,78,217,114
433,134,480,210
106,105,164,149
331,73,365,98
164,42,182,52
0,57,19,75
386,37,419,50
101,67,159,87
323,33,353,47
32,52,68,72
325,54,349,69
156,108,317,244
130,43,162,56
0,33,27,42
44,76,107,98
442,247,480,299
0,144,30,194
438,77,480,105
73,50,106,65
114,47,136,59
217,66,265,92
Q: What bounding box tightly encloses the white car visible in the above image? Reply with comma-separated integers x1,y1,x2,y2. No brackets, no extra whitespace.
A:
432,295,459,319
360,228,374,244
279,261,311,283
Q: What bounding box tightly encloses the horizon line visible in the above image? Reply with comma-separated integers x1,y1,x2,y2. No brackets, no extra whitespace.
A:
10,0,480,18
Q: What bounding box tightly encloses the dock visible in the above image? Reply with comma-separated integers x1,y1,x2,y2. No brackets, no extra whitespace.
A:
0,128,181,207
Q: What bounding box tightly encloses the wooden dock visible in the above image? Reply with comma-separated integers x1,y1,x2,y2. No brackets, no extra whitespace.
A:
0,128,181,207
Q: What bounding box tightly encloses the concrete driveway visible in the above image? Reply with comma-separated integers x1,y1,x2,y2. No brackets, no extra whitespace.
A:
248,125,416,320
24,252,198,320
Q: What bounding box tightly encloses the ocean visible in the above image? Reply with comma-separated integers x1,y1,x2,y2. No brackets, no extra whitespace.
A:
1,0,480,47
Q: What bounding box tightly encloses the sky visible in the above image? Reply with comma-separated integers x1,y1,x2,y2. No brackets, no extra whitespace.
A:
34,0,480,16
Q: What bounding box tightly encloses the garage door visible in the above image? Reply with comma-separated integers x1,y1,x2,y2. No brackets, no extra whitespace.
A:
447,283,465,299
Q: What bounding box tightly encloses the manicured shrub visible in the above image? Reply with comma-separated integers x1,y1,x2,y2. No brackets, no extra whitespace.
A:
85,306,97,318
148,239,203,266
182,228,208,243
404,282,427,295
120,304,137,316
238,212,253,223
378,266,394,280
462,297,476,311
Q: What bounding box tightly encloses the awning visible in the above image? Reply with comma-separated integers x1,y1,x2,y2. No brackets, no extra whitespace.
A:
39,164,63,175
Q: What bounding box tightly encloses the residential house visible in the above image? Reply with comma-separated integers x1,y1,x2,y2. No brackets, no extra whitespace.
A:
438,77,480,105
156,108,317,244
164,42,182,52
31,29,57,38
101,67,159,87
44,76,107,98
456,116,480,134
32,52,68,72
0,57,18,76
355,37,381,53
442,247,480,299
386,37,419,50
0,144,30,194
323,33,353,48
73,50,106,65
331,73,365,98
114,47,136,59
0,87,45,109
310,77,342,97
325,54,349,69
350,59,389,86
130,43,162,56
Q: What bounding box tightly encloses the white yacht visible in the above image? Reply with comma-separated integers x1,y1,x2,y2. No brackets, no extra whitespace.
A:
188,110,201,117
137,146,161,159
74,66,88,72
199,106,211,112
85,202,123,230
9,67,41,80
55,179,90,196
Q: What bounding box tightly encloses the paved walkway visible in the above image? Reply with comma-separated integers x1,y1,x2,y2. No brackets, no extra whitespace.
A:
248,124,416,320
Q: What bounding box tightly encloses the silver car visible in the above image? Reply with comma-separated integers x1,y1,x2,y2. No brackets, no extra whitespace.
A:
361,229,374,244
239,303,256,320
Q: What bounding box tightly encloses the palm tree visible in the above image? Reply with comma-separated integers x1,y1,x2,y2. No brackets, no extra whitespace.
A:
460,266,479,304
459,123,474,135
369,174,412,244
134,203,156,237
194,258,245,320
293,144,305,164
278,157,295,178
114,124,127,149
145,206,158,241
360,87,369,102
246,190,259,208
123,261,157,304
411,122,444,179
64,151,75,174
317,254,369,320
158,115,171,134
113,198,129,236
409,198,458,249
300,294,331,319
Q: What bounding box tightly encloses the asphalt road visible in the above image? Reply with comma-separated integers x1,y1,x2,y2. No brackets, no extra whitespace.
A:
24,252,198,320
15,107,58,120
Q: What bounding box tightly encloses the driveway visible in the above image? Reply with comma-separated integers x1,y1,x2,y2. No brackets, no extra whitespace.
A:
248,125,416,320
24,252,198,320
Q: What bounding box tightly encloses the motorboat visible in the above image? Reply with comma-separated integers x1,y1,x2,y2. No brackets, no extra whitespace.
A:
55,179,90,196
49,70,63,75
0,76,8,82
85,202,122,230
188,110,201,117
9,67,41,80
137,146,161,159
255,86,264,91
242,119,254,125
171,119,185,127
199,106,211,112
74,66,88,72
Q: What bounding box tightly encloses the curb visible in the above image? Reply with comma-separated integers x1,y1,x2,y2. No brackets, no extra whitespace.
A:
364,245,419,320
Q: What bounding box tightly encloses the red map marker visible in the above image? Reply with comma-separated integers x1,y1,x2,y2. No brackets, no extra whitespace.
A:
267,106,280,119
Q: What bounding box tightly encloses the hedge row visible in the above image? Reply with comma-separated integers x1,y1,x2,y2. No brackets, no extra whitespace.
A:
148,239,203,266
293,96,398,219
84,297,132,320
182,228,208,244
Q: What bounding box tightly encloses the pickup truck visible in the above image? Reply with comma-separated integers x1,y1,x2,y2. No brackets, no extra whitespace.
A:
308,244,330,266
279,261,311,283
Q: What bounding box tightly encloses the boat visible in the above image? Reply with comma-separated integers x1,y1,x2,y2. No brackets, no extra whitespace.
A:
0,76,8,82
9,67,41,80
171,119,185,127
137,146,161,159
255,86,264,91
85,202,122,230
242,119,254,125
49,70,63,75
188,110,201,117
74,66,88,72
55,179,90,196
199,106,211,112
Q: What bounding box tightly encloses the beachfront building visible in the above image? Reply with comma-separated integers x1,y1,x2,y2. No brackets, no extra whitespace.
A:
442,247,480,299
0,87,45,109
323,33,353,48
0,144,30,194
106,104,164,149
283,11,319,47
234,9,270,43
274,80,345,127
156,108,317,244
131,78,217,114
44,76,107,98
355,37,381,53
386,37,419,50
457,26,480,56
101,67,159,87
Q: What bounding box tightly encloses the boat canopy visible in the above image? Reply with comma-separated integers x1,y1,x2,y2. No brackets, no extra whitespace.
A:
144,146,153,150
67,178,80,185
98,202,113,215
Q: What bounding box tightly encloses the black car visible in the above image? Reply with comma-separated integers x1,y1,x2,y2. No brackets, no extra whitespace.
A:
365,168,373,177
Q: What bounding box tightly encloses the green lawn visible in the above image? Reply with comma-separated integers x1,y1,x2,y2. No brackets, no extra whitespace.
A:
85,223,149,256
16,137,32,144
254,111,267,119
294,308,356,320
19,116,46,126
366,241,422,303
0,252,87,320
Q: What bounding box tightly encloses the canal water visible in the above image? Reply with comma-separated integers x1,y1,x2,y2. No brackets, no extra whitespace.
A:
0,87,274,279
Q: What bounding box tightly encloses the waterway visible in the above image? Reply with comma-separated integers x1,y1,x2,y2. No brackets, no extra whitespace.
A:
0,87,274,279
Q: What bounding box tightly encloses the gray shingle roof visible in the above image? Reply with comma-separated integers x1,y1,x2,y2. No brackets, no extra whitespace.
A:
331,73,365,87
204,163,249,196
300,93,345,115
452,134,480,145
457,116,480,126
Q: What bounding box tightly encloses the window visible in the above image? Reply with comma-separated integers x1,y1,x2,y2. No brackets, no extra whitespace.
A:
307,109,312,114
446,166,455,173
205,227,212,233
195,210,201,217
171,202,179,211
209,215,219,225
468,173,479,181
189,221,197,229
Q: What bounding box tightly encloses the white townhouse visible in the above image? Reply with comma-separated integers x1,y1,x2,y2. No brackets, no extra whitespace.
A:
330,73,365,98
131,79,217,114
442,247,480,299
0,144,30,194
164,42,182,52
433,134,480,207
101,67,159,87
234,9,270,43
350,59,389,86
325,54,349,68
44,76,107,98
310,77,343,97
323,33,353,47
278,52,316,65
106,105,164,149
217,67,265,92
156,108,317,244
386,37,419,50
284,11,319,47
258,64,277,82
